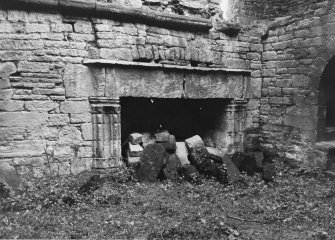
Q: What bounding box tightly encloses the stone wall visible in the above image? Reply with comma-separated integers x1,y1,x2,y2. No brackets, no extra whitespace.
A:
259,0,335,166
0,0,261,178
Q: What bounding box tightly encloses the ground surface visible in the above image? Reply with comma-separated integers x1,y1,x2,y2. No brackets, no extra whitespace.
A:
0,162,335,239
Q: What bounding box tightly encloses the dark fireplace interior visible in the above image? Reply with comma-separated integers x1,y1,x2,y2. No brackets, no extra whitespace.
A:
120,97,231,143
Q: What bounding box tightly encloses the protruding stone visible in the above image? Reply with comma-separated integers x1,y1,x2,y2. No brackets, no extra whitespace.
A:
155,130,170,142
127,143,143,157
128,133,143,145
176,142,190,166
185,135,205,150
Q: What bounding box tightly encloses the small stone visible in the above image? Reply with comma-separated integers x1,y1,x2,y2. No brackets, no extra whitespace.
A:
128,133,143,145
175,142,190,166
127,143,143,157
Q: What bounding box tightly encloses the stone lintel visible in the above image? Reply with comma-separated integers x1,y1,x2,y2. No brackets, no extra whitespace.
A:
83,59,252,75
3,0,213,32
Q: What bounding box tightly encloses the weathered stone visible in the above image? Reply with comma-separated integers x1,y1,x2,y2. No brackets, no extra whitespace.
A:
25,100,58,112
0,140,46,158
81,123,93,140
0,112,48,127
74,20,93,34
0,89,13,100
155,130,170,142
99,48,133,61
0,101,24,112
0,62,17,79
0,162,20,198
18,61,51,73
70,158,92,175
127,143,143,157
60,101,90,113
127,156,141,164
48,114,70,126
33,88,65,96
185,135,205,151
70,113,92,123
164,154,181,181
63,64,95,98
175,142,190,166
128,133,143,145
135,143,167,182
142,132,156,148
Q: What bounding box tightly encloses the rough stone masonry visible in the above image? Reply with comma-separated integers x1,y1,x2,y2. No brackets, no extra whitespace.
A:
1,0,335,184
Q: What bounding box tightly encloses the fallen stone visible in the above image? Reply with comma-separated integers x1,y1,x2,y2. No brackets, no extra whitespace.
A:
231,152,258,175
164,154,181,181
0,162,20,198
176,142,190,166
128,133,143,145
206,147,224,164
155,130,170,142
141,132,156,148
185,135,205,150
135,143,168,182
177,164,201,184
127,143,143,157
127,156,141,164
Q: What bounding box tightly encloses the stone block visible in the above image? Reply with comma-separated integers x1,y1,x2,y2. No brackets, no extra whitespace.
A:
60,101,90,113
81,123,93,140
0,62,17,79
33,88,65,96
127,156,141,164
18,61,51,73
0,140,46,158
128,133,143,145
71,157,92,175
26,23,50,33
185,135,205,150
25,100,58,112
74,20,93,34
0,101,24,112
175,142,190,166
155,130,170,143
48,114,70,126
0,78,11,89
100,48,133,61
127,143,143,157
0,89,13,100
0,112,48,127
70,113,92,123
142,132,156,148
0,162,20,198
63,64,96,98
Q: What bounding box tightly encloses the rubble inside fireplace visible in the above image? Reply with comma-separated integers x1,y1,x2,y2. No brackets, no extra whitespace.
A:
123,130,276,184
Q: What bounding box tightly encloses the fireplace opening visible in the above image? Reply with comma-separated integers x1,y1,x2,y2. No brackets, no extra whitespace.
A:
317,56,335,141
120,97,233,147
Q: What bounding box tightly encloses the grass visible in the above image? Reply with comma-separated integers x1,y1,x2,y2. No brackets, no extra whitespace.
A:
1,162,335,239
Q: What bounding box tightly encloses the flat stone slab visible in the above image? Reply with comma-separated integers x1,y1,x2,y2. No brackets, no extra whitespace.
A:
128,133,143,145
127,143,143,157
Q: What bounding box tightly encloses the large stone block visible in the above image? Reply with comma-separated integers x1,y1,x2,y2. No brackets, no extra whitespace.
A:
74,20,93,34
0,101,24,112
60,101,90,113
48,114,70,126
70,113,92,123
64,64,105,97
0,112,48,127
18,61,51,73
0,140,46,158
175,142,190,166
105,68,183,98
99,48,133,61
0,89,13,100
81,123,93,140
185,72,245,99
0,62,17,79
25,100,58,112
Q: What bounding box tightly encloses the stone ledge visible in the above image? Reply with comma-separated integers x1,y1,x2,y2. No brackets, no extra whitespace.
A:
83,59,252,74
2,0,213,32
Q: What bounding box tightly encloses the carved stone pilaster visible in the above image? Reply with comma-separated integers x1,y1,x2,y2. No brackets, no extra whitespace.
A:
89,97,122,169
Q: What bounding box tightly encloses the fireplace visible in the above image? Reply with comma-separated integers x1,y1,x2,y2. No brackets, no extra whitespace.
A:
84,60,251,169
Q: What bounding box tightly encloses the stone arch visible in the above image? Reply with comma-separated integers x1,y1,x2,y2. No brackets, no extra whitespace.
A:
316,55,335,141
